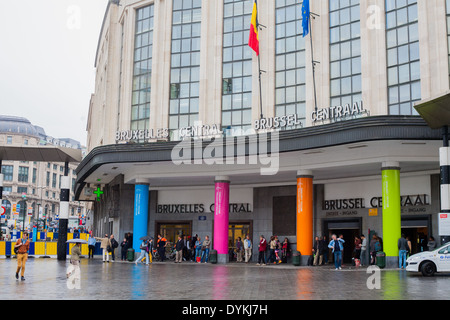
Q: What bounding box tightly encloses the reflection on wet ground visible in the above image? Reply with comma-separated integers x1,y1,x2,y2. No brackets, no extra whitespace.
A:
1,258,449,300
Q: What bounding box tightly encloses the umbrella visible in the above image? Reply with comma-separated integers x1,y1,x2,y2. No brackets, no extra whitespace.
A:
66,239,88,244
139,235,151,241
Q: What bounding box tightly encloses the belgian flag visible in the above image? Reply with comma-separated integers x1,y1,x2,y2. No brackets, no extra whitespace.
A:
248,0,259,56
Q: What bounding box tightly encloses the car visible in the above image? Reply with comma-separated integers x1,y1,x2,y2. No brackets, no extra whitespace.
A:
406,242,450,276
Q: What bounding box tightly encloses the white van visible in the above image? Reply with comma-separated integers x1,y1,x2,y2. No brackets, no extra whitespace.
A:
406,242,450,276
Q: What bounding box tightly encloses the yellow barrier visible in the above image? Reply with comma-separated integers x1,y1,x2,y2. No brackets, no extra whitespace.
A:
0,242,5,256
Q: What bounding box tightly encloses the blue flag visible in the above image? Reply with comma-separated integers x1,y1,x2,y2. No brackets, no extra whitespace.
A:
302,0,310,37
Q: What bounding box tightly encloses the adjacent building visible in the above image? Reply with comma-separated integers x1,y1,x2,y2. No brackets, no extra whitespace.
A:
0,115,87,231
76,0,450,265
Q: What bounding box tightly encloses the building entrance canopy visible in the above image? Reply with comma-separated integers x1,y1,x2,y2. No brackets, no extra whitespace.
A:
0,145,82,163
75,116,442,201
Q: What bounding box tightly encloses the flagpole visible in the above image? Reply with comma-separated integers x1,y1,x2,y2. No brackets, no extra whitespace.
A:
258,50,264,120
309,14,318,114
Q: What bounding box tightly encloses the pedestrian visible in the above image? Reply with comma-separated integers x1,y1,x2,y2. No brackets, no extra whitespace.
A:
281,237,290,263
88,234,96,259
354,235,362,263
427,236,437,251
67,242,82,289
313,236,322,266
257,235,267,266
182,235,190,261
235,237,243,262
398,233,409,269
95,234,111,263
322,236,329,264
268,236,277,263
244,234,252,263
157,234,167,262
360,234,367,266
328,234,345,270
109,234,119,262
339,234,345,266
369,235,379,265
14,232,30,281
135,239,150,265
195,236,202,263
175,235,184,263
120,237,129,261
406,236,412,258
201,235,211,263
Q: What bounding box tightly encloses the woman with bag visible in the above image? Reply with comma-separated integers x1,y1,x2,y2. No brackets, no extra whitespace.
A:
195,236,202,263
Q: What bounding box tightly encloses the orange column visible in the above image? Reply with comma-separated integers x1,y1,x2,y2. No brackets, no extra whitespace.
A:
296,171,314,257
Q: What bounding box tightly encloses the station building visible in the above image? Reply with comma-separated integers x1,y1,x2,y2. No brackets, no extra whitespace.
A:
75,0,450,265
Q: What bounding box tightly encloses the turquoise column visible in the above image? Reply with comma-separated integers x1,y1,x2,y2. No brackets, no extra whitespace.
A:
133,184,149,252
382,162,401,268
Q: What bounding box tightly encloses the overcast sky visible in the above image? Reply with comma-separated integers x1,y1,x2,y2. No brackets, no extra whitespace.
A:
0,0,109,146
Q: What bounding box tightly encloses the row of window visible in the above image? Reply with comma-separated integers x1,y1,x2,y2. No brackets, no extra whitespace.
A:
129,0,427,137
1,165,76,189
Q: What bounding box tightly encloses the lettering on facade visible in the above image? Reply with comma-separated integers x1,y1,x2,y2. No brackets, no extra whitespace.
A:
311,101,368,123
115,128,169,142
156,203,252,214
322,194,430,211
253,114,303,130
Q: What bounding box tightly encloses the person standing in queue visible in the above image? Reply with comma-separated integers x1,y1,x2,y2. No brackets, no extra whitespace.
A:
157,234,167,261
15,232,30,281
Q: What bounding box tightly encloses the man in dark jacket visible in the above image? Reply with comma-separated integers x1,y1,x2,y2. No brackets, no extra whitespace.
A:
175,235,184,263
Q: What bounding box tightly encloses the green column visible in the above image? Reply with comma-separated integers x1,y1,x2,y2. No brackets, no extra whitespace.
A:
382,163,401,259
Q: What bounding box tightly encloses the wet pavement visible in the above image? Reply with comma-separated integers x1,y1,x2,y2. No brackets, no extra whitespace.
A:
1,257,450,300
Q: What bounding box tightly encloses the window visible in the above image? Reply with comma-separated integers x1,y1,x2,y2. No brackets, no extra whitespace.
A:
222,0,253,134
275,0,306,130
32,168,37,184
169,0,202,140
131,4,155,137
6,136,12,144
329,0,361,110
17,187,28,195
18,166,29,183
52,173,57,188
1,165,13,181
386,0,420,115
46,172,50,187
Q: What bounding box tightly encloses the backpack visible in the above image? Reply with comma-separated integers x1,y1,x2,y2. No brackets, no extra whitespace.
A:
111,238,118,249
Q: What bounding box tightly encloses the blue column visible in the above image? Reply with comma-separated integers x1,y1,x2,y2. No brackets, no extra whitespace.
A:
133,184,149,252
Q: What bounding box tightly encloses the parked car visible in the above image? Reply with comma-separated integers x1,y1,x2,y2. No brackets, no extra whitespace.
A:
406,242,450,276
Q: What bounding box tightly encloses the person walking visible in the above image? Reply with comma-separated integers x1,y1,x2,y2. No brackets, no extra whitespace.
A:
88,234,96,259
257,235,267,266
195,236,202,263
201,235,211,263
328,234,345,270
370,235,380,265
135,239,150,265
398,234,409,269
243,235,252,263
175,235,184,263
95,234,111,263
67,242,82,289
15,232,30,280
360,234,367,266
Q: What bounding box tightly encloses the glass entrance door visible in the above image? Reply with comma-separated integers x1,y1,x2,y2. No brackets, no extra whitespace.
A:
157,222,192,245
228,222,251,261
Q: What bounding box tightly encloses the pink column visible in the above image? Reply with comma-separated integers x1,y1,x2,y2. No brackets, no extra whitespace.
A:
213,176,230,261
